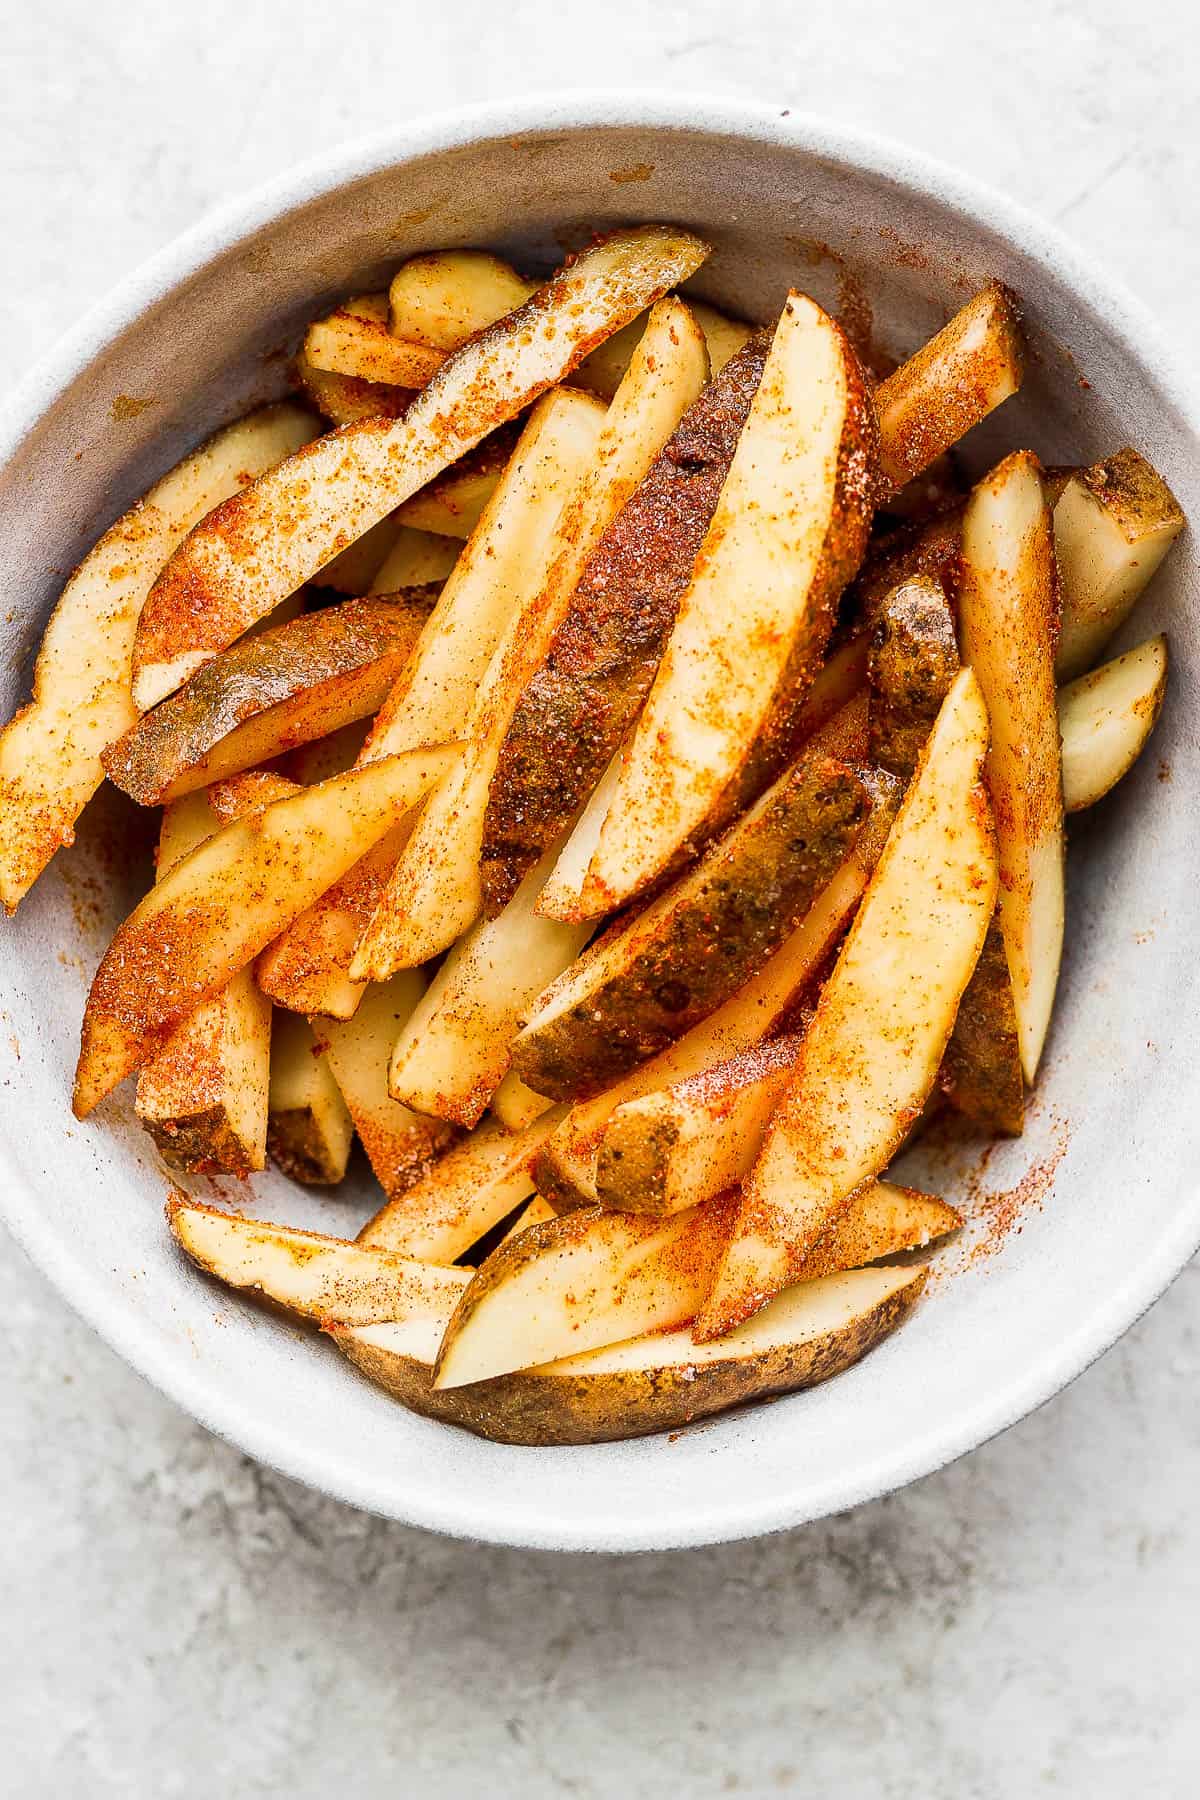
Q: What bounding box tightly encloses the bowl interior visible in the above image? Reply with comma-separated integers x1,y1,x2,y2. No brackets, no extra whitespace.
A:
2,107,1198,1550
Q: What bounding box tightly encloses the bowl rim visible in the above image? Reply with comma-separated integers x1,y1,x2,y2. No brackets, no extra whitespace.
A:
3,89,1199,1553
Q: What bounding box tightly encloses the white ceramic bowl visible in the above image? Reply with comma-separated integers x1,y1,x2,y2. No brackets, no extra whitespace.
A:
2,95,1198,1552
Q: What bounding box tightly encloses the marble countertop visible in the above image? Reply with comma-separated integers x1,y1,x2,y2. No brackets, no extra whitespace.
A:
3,2,1198,1793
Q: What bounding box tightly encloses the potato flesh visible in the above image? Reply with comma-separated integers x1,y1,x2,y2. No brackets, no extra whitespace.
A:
0,402,317,910
294,356,411,429
579,292,874,914
312,973,454,1198
368,527,461,590
135,793,271,1175
267,1010,353,1185
874,282,1023,494
572,298,754,399
169,1199,468,1327
397,462,503,539
304,302,446,389
500,1194,559,1247
131,226,709,708
491,1071,558,1131
388,849,590,1127
958,453,1064,1082
1053,450,1183,680
1059,635,1168,813
358,1112,566,1263
698,667,997,1341
388,251,538,350
535,747,625,921
73,746,456,1115
350,296,710,976
319,514,406,594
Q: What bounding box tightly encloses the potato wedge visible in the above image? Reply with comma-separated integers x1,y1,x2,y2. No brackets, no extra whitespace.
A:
388,852,591,1127
368,527,461,590
350,296,711,976
104,597,430,806
940,917,1024,1136
168,1198,468,1327
867,574,960,777
312,975,456,1198
294,355,411,428
358,1111,566,1264
572,298,755,400
304,295,447,388
874,282,1023,495
958,452,1064,1082
266,1011,354,1184
1059,634,1168,812
395,433,517,539
491,1071,557,1131
576,293,876,915
513,751,870,1099
1054,451,1184,680
697,666,997,1341
0,402,318,911
132,227,709,707
135,793,271,1175
387,250,538,349
339,1264,927,1444
594,1033,806,1216
258,388,606,1019
482,332,770,910
73,746,456,1115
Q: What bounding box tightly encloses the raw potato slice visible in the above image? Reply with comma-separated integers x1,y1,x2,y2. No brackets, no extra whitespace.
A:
874,283,1024,495
339,1264,927,1445
368,527,461,590
940,918,1025,1136
578,293,876,914
350,297,711,975
512,751,869,1099
387,250,538,349
266,1011,353,1184
312,975,456,1198
103,597,430,805
258,388,606,1019
132,226,709,707
169,1198,468,1327
304,294,447,388
698,667,997,1341
318,515,406,594
867,574,960,777
1053,450,1183,679
388,851,591,1127
294,355,411,428
958,452,1064,1082
483,333,770,911
0,402,318,911
395,434,517,538
491,1071,557,1131
73,746,457,1115
1059,634,1169,812
358,1111,566,1264
135,793,271,1175
594,1033,806,1216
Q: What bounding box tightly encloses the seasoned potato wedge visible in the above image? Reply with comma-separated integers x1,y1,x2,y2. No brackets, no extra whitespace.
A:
312,975,456,1198
368,527,461,590
940,918,1025,1136
73,746,457,1115
294,355,411,428
1054,451,1183,680
132,227,709,707
358,1112,566,1264
594,1033,806,1215
0,402,317,910
104,597,430,805
958,452,1064,1082
576,293,876,915
698,667,997,1340
387,250,537,349
867,574,960,777
135,793,271,1175
573,299,755,400
874,283,1023,495
1059,634,1168,812
513,752,869,1099
490,1071,558,1132
266,1011,353,1185
339,1264,927,1444
304,294,447,388
350,297,710,976
395,433,517,539
168,1198,468,1327
388,852,591,1127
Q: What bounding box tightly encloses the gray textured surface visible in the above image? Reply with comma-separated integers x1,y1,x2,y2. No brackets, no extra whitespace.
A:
2,1,1199,1794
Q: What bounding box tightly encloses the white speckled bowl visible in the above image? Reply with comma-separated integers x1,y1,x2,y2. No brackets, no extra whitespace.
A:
2,95,1197,1552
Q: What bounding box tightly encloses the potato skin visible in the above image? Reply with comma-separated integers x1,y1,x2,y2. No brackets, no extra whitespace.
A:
940,918,1025,1135
479,333,771,914
867,574,960,778
338,1269,925,1445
